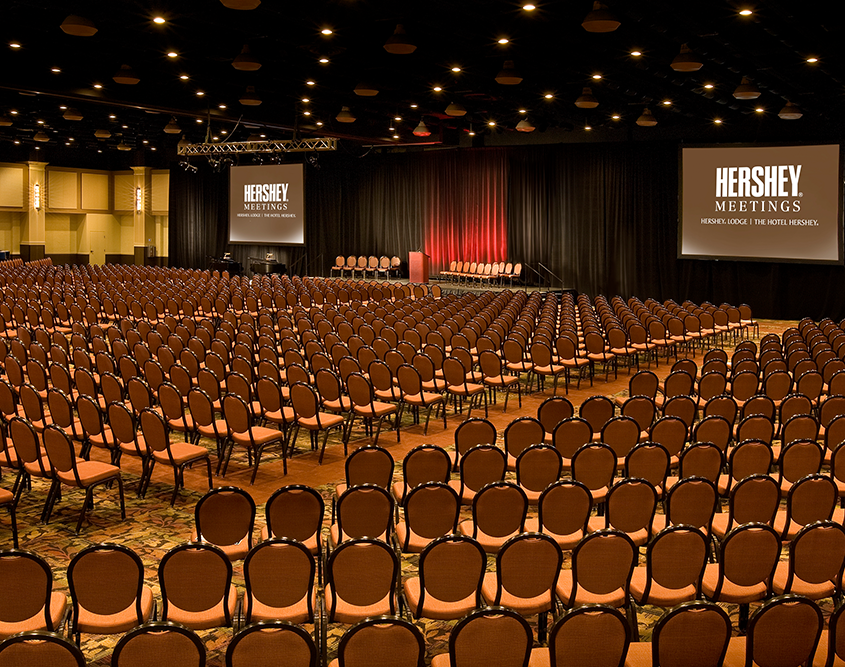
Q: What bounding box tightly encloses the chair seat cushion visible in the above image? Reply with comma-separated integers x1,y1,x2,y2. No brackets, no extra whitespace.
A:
0,591,67,639
403,577,477,621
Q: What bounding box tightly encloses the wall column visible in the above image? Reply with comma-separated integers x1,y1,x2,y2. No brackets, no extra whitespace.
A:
21,161,47,261
132,166,154,265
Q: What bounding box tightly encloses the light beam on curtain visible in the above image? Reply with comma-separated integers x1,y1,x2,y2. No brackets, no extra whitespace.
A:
423,149,509,274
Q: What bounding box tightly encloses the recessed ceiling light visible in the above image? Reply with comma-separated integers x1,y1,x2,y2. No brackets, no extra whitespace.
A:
451,66,461,73
612,114,621,120
306,79,316,86
212,136,219,141
36,119,44,124
218,103,227,109
122,124,128,129
303,111,311,116
498,37,509,45
9,42,21,49
806,57,819,63
59,105,67,110
151,147,156,151
410,103,418,108
739,8,753,16
321,28,333,35
109,114,116,119
433,86,443,92
523,4,536,10
630,49,642,57
469,130,476,136
179,74,189,80
662,99,672,106
35,146,40,150
319,57,329,64
51,67,61,73
10,110,18,115
316,121,323,126
755,107,764,113
544,93,554,99
13,140,19,145
703,83,714,89
394,115,402,121
195,119,202,124
167,51,178,58
153,16,165,24
393,134,399,139
221,129,227,134
714,118,723,124
585,125,592,131
196,90,205,96
93,83,102,89
518,108,527,114
68,137,74,141
592,73,602,80
142,139,148,143
260,134,266,138
488,120,496,126
302,97,310,103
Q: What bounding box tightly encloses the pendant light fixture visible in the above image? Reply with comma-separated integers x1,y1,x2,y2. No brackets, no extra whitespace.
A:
636,108,657,126
778,101,802,120
113,64,140,85
413,119,431,136
354,82,379,96
516,118,535,132
575,87,599,109
94,129,111,139
383,24,416,54
445,102,467,117
670,44,703,72
164,117,181,134
219,0,261,9
60,15,97,36
733,77,761,100
495,60,522,85
581,2,621,32
239,86,262,105
336,106,356,123
232,45,261,71
33,131,50,142
63,108,83,121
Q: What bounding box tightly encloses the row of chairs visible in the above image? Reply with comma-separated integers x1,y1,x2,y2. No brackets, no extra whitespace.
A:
330,255,401,280
440,261,523,288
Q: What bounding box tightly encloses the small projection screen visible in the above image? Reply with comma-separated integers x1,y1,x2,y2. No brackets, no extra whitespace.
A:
229,163,305,245
679,143,842,264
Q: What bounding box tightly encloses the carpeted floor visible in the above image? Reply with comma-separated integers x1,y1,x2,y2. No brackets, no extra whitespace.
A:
3,317,833,666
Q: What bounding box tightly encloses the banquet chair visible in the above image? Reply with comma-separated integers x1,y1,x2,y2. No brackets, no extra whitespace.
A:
192,486,256,561
0,549,68,639
226,621,318,667
111,621,206,667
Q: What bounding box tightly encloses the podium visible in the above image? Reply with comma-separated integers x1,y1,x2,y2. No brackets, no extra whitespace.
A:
408,251,430,283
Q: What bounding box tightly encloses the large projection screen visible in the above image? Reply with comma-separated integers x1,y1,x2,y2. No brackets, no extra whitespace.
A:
229,163,305,245
679,144,842,264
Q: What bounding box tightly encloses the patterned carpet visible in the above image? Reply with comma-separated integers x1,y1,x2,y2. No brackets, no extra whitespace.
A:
2,317,836,665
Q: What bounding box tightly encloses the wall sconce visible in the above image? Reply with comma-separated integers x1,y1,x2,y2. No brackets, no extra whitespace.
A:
33,182,41,210
135,186,142,212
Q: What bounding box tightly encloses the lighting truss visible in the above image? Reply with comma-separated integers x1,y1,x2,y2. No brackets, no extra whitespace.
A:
177,137,337,156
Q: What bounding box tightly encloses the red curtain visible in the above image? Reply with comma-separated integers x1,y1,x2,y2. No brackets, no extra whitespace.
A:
423,149,509,274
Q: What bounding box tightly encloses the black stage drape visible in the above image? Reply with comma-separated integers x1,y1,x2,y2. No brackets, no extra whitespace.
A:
168,142,845,321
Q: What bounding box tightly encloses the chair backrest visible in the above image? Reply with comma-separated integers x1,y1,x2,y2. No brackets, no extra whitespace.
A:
516,444,563,495
334,616,425,667
0,549,57,631
0,631,86,667
624,442,670,491
783,520,845,594
67,543,147,635
571,443,616,495
335,484,395,542
602,478,658,535
570,530,637,598
664,476,718,532
344,445,394,489
642,525,708,598
158,542,235,627
402,482,460,546
243,539,315,625
458,444,506,495
445,606,533,667
650,600,731,667
399,445,451,496
492,532,562,606
415,535,487,617
537,396,574,434
325,538,399,622
470,481,528,540
783,473,837,534
551,417,593,459
226,620,317,667
503,417,545,461
715,523,780,594
112,621,206,667
579,395,615,434
264,485,324,544
537,480,592,546
744,596,823,667
546,605,630,667
195,487,256,555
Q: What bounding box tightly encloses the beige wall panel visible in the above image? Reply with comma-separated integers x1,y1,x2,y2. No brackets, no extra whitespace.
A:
114,173,134,211
81,173,110,211
0,212,21,252
119,214,135,254
0,167,24,208
45,213,77,253
48,171,79,210
152,172,169,212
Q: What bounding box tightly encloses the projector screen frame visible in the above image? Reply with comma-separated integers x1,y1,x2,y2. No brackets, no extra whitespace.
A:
228,162,307,247
677,141,844,266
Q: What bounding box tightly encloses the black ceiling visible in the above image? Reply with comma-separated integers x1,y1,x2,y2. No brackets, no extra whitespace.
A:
1,0,844,162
